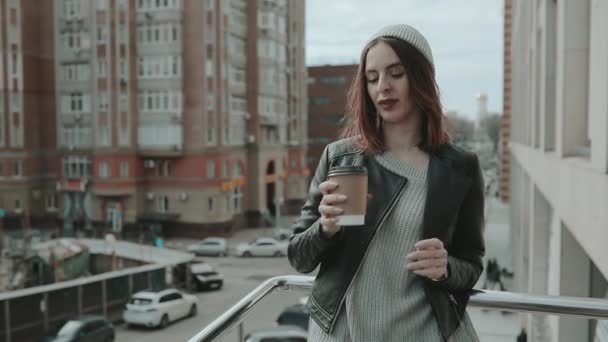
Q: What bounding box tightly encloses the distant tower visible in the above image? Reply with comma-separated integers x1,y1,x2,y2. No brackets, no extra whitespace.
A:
476,92,489,128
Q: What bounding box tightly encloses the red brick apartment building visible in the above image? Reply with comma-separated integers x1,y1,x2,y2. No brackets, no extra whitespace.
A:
0,0,308,239
306,64,357,177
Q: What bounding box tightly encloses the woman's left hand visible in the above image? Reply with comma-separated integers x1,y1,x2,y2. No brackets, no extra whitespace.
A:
406,238,448,281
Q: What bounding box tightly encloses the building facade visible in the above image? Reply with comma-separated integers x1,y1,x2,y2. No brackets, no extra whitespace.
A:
0,0,308,239
0,0,59,234
306,64,357,177
500,0,512,203
509,0,608,341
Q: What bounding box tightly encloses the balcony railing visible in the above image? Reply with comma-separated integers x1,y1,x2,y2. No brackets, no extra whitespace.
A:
187,275,608,342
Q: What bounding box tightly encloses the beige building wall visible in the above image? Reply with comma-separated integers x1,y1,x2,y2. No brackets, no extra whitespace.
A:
509,0,608,341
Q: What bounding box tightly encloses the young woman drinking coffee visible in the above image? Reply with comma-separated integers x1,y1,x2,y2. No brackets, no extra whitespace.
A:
288,24,484,342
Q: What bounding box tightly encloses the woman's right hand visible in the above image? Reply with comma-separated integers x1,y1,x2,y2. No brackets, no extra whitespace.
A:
318,180,347,238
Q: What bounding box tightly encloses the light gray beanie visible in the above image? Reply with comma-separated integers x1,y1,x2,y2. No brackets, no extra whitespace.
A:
366,24,434,70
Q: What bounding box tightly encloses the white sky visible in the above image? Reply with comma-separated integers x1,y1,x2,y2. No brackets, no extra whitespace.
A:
305,0,504,118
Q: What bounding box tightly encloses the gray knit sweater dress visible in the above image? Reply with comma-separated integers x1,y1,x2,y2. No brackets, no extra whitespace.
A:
307,152,479,342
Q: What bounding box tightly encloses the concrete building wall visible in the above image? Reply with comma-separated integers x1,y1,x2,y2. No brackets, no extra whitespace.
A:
509,1,608,340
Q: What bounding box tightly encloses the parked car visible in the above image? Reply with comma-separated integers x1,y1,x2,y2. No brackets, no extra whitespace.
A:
273,227,293,241
276,303,309,331
236,238,287,257
190,261,224,291
187,237,228,257
244,326,307,342
44,315,114,342
122,288,198,329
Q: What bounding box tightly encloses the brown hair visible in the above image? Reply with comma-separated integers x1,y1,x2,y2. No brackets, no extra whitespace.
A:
340,37,450,154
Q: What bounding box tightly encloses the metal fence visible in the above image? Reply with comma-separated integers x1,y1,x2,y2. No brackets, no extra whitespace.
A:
0,264,168,342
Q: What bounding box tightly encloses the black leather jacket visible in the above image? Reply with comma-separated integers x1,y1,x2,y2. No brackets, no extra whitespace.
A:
288,138,485,341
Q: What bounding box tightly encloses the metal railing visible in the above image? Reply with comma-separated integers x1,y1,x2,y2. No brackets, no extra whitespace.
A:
188,275,608,342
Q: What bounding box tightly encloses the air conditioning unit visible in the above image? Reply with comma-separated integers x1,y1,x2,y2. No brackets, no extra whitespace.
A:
144,160,155,168
146,192,155,200
244,112,251,120
178,192,188,201
247,134,255,143
14,208,23,214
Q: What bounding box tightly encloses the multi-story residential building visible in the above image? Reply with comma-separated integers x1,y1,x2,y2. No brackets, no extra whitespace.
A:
0,0,59,234
509,0,608,341
306,64,356,178
1,0,307,239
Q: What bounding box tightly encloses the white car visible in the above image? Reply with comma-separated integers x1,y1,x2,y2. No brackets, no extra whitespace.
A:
123,288,198,329
236,238,287,257
187,237,228,257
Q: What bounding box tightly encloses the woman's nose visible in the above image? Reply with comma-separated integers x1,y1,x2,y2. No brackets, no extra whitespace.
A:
377,74,391,93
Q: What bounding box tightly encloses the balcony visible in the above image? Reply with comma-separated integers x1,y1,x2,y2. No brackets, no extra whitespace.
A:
138,124,184,157
188,275,608,342
137,10,183,23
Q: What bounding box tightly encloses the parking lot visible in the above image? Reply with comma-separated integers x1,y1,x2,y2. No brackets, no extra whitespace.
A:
116,227,307,342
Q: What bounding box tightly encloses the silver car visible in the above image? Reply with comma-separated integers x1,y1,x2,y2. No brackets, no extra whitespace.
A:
244,326,307,342
187,237,228,257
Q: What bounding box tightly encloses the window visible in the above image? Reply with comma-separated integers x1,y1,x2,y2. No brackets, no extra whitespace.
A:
157,195,169,212
11,54,18,76
222,160,228,178
320,76,346,85
309,96,330,106
206,0,214,10
99,92,108,111
14,199,21,211
120,161,129,177
206,160,215,179
208,197,214,211
98,59,108,77
46,193,58,210
97,26,108,42
0,162,3,176
172,26,178,41
63,157,91,179
207,127,215,144
99,162,109,178
164,161,171,176
13,160,22,177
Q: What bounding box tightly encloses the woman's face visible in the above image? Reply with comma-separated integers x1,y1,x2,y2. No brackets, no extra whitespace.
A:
364,41,414,124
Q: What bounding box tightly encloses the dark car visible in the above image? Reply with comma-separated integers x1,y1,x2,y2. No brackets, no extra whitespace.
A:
276,304,309,331
190,262,224,291
45,315,114,342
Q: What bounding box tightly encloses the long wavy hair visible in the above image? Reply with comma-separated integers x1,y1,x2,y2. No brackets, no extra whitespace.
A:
340,37,450,154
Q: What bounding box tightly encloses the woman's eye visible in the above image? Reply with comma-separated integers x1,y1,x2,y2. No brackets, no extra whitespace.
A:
367,78,378,83
391,72,404,78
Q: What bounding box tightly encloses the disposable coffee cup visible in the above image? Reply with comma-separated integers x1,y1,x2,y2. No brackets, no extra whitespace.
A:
326,166,368,226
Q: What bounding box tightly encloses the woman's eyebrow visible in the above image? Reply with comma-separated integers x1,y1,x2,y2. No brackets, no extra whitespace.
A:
366,62,403,73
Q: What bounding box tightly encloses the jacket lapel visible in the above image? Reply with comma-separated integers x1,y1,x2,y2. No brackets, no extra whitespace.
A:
422,153,472,241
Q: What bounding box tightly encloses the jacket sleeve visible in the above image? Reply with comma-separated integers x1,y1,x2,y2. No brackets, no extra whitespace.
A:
287,145,341,274
437,153,486,292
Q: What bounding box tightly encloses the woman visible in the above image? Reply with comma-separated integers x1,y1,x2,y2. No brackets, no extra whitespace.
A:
288,24,484,342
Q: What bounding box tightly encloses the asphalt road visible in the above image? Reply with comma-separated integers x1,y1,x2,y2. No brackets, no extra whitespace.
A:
115,255,307,342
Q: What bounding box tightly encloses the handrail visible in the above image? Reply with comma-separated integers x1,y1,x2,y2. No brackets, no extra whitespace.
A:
188,275,608,342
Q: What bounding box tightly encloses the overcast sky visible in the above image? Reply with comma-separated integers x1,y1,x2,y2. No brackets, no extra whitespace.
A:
305,0,504,119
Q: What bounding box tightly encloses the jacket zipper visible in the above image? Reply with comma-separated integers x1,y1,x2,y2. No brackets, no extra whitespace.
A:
328,178,407,332
448,293,462,322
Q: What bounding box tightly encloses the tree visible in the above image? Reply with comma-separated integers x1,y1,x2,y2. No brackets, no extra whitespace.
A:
480,113,502,152
445,113,475,149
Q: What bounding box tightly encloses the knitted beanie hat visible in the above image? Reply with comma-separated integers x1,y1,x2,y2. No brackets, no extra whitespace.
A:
365,24,434,70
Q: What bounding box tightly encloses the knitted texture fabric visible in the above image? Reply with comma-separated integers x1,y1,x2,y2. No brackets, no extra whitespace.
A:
365,24,434,69
307,152,479,342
